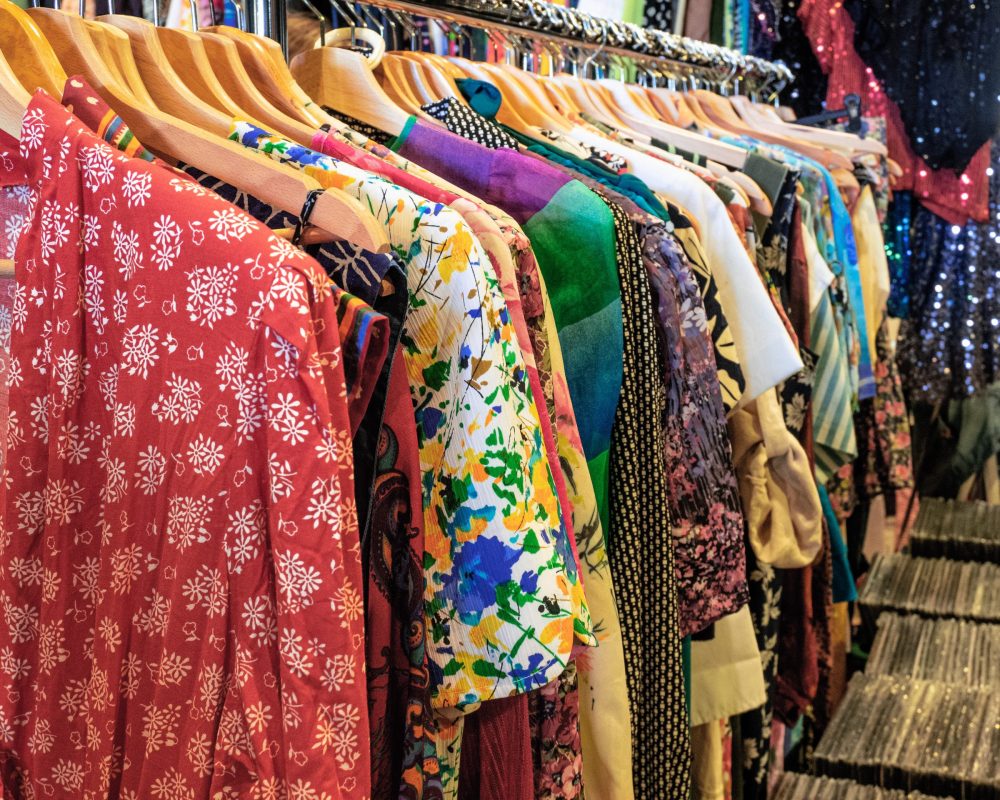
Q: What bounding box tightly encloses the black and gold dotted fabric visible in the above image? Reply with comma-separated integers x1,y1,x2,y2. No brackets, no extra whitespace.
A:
603,195,692,799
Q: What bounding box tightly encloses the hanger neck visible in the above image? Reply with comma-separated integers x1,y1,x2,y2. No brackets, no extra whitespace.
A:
0,1,65,99
290,47,410,137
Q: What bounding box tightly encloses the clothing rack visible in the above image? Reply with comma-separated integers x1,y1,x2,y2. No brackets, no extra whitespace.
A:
249,0,792,93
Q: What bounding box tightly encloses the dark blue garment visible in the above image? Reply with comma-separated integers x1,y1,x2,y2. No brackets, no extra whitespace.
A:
898,140,1000,402
884,190,913,320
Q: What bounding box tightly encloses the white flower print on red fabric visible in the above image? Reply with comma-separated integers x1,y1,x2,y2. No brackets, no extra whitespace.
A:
0,94,369,799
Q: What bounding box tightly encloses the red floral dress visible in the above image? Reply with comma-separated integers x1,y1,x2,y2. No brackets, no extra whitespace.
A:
0,93,369,799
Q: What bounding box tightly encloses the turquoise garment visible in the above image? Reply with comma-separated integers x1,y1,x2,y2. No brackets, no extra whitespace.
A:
823,167,875,402
455,78,504,119
722,134,875,402
818,485,857,603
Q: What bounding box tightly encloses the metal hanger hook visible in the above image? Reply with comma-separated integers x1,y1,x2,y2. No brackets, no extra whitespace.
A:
581,18,607,80
299,0,324,48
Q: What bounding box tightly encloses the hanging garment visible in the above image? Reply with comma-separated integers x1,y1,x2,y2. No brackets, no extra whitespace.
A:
494,121,748,414
226,121,597,708
640,221,749,634
798,0,991,226
689,607,767,727
567,125,804,400
884,190,914,320
380,117,624,523
422,98,520,150
736,551,783,800
0,92,372,799
602,197,692,799
852,185,891,368
365,358,446,800
849,322,914,501
845,0,1000,174
729,390,823,570
897,138,1000,403
644,0,675,31
58,77,443,800
529,663,584,799
726,139,873,403
313,121,637,800
481,116,749,637
379,115,691,795
306,125,583,583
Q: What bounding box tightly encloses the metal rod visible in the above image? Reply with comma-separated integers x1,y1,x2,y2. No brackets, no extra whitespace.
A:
345,0,791,86
245,0,286,59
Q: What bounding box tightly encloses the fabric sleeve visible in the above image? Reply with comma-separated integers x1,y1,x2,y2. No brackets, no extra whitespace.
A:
251,261,370,798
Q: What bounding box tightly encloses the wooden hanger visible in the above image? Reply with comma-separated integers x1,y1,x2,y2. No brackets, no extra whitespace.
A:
100,14,250,138
690,88,855,171
483,63,568,131
375,63,425,115
194,30,326,137
595,80,775,209
598,79,750,169
423,51,466,82
378,54,435,111
0,259,14,276
394,51,460,102
732,96,888,157
108,16,317,144
623,83,663,119
291,47,413,138
85,20,158,105
645,86,698,129
551,74,610,123
0,0,66,98
29,8,389,253
538,76,585,120
0,48,29,138
155,27,252,118
484,62,573,133
204,25,324,127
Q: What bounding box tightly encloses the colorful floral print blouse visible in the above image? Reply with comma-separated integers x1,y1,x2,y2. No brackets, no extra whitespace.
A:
227,120,594,709
0,92,370,799
341,118,646,800
310,125,635,800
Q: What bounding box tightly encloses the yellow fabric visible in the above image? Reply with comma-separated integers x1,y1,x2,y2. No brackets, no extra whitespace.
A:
852,185,891,367
331,128,636,798
728,390,823,568
691,720,726,800
690,606,767,725
540,275,634,800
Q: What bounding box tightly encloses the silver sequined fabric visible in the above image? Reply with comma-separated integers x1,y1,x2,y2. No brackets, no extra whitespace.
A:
897,138,1000,403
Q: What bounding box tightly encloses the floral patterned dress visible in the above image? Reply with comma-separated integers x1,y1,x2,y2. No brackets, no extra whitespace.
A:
312,125,636,800
226,121,595,710
61,75,438,800
0,92,371,799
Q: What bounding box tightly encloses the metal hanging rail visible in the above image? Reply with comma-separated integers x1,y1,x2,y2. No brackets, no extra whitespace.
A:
246,0,793,93
338,0,794,89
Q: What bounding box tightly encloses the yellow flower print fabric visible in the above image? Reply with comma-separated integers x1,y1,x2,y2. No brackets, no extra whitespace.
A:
228,121,593,709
